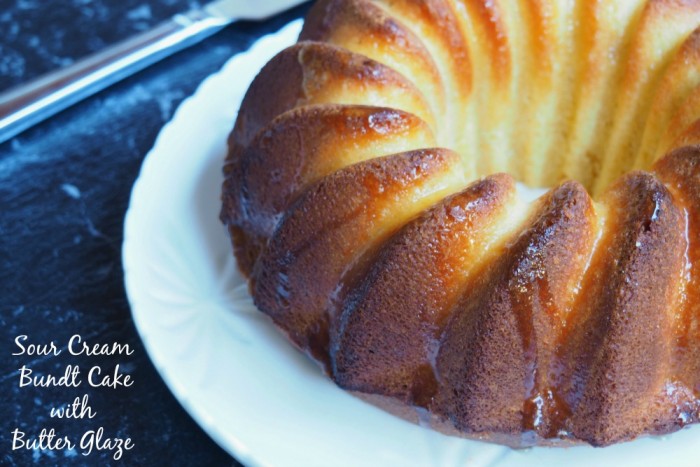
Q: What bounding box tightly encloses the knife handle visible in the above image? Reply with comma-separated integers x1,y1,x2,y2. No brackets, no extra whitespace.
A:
0,10,231,144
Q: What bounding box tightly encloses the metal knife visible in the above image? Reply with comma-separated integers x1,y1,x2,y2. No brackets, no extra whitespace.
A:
0,0,307,144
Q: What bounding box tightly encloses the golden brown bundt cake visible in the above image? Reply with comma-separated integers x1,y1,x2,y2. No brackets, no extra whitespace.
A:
221,0,700,447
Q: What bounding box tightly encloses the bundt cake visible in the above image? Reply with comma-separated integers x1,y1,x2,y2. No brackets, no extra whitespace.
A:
220,0,700,447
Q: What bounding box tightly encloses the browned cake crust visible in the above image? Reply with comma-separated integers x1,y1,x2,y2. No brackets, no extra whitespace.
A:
228,105,434,260
435,181,596,442
560,173,686,445
300,0,446,119
654,146,700,423
252,149,462,365
221,0,700,448
221,40,437,274
332,174,516,405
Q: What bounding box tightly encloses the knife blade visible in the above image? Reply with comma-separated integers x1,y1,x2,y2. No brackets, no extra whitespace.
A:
0,0,307,144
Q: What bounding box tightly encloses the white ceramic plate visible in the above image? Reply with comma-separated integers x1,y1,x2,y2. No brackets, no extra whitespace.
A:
123,19,700,467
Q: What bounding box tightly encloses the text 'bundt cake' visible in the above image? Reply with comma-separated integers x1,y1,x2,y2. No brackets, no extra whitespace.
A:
221,0,700,447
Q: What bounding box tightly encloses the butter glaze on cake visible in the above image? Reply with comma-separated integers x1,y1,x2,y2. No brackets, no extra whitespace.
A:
221,0,700,447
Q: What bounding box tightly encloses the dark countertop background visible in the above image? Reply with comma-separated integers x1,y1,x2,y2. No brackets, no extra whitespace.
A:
0,1,308,465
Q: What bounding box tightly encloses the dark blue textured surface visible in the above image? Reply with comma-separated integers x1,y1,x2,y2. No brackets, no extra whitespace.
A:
0,1,308,465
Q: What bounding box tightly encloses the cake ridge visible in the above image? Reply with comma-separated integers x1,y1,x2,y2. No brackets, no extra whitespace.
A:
300,0,447,139
635,27,700,171
594,0,700,195
561,0,647,190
